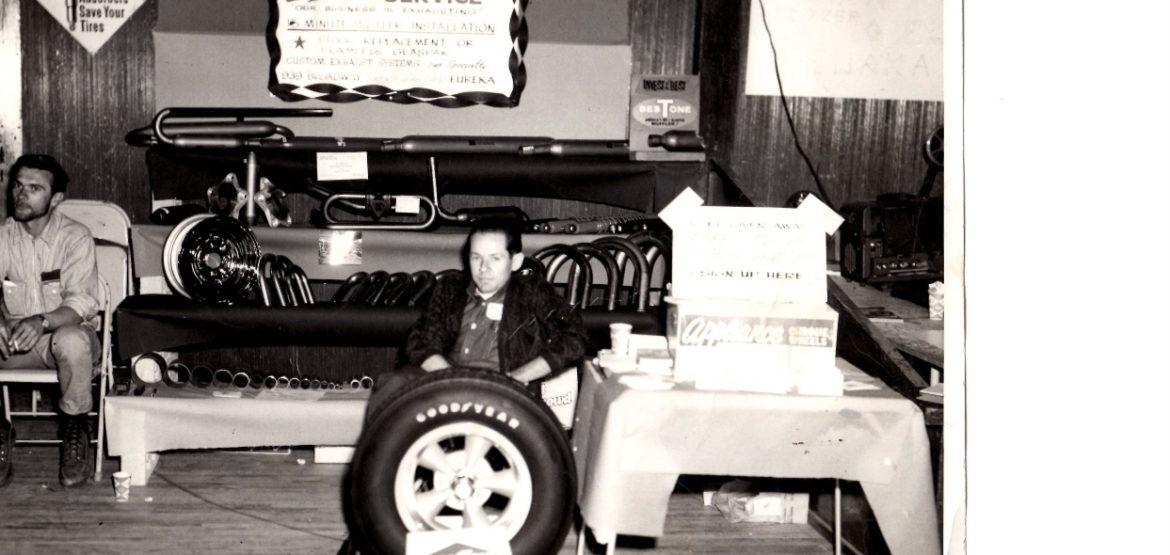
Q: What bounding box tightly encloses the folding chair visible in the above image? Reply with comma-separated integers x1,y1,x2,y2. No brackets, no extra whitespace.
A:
0,199,132,482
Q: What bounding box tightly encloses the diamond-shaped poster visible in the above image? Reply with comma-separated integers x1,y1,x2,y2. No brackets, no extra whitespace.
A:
36,0,146,54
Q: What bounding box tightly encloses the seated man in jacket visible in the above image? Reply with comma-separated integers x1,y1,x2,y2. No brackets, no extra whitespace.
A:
366,218,587,418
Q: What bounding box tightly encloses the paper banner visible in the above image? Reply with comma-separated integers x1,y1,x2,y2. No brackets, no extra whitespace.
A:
36,0,146,54
267,0,528,107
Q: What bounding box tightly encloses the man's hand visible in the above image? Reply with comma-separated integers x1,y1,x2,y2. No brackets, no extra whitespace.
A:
420,354,452,372
509,357,552,385
1,316,43,357
0,320,12,359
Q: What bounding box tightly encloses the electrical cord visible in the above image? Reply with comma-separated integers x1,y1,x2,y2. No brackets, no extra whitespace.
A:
153,471,347,542
756,0,836,211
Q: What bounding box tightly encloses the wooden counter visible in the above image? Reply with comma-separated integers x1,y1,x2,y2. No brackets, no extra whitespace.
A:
830,275,944,370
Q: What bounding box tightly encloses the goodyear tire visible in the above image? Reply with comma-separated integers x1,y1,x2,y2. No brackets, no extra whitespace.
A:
348,369,576,555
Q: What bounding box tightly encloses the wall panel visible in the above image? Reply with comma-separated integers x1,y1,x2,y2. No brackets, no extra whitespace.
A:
700,0,944,209
16,0,942,223
20,0,156,222
630,0,698,75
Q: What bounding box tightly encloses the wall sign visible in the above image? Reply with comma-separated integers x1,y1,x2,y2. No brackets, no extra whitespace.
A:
628,74,704,161
267,0,528,107
36,0,146,54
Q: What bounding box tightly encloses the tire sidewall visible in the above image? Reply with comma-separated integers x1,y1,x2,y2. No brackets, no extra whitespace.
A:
350,370,576,555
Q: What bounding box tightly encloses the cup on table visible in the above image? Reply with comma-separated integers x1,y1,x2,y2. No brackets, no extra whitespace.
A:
609,322,633,356
112,471,131,502
928,281,945,320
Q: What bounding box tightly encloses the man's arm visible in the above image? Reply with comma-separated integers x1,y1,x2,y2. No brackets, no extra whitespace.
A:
404,277,460,369
509,279,587,384
420,353,452,372
0,223,93,357
0,309,82,356
55,227,100,323
0,319,13,359
508,356,552,384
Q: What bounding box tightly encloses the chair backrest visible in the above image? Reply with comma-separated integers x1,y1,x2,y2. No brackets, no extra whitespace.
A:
532,244,592,310
55,200,133,309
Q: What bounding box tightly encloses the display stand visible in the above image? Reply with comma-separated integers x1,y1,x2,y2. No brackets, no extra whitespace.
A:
571,359,940,555
106,386,367,486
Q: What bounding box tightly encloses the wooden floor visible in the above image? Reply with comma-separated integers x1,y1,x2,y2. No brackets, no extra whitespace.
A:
0,439,835,554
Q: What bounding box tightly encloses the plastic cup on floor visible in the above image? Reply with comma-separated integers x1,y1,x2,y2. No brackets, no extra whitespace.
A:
112,471,131,502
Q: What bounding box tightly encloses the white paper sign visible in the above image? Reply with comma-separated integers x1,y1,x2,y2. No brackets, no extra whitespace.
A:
394,195,421,214
662,188,839,303
406,527,512,555
269,0,525,106
36,0,146,54
540,366,578,430
316,151,369,181
796,193,844,236
745,0,942,101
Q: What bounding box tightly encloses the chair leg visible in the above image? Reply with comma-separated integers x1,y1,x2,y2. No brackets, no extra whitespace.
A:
2,385,10,423
834,479,842,555
94,382,106,482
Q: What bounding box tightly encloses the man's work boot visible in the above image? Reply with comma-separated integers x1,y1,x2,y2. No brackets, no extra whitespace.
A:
0,419,14,487
59,414,91,488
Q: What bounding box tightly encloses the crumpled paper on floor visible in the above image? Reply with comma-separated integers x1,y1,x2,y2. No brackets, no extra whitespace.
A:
710,478,809,524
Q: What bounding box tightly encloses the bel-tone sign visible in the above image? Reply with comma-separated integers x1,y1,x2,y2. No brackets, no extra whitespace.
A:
37,0,146,54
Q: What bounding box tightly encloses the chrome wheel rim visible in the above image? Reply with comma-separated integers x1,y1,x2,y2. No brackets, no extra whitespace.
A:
162,213,212,299
393,421,533,538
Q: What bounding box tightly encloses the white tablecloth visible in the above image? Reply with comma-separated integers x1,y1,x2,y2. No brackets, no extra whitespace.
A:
105,388,367,485
572,359,940,555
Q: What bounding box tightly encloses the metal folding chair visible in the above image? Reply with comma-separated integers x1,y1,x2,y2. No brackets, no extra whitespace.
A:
0,200,132,482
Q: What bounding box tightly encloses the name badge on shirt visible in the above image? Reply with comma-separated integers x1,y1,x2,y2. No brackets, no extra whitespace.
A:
485,302,503,321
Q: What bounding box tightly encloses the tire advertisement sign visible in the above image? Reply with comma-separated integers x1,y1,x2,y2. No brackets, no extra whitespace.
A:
35,0,147,54
267,0,528,106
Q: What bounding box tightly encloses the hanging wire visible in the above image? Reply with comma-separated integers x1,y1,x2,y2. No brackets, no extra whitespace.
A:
756,0,836,211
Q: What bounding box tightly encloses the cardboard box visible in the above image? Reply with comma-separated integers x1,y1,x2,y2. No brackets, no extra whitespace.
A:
665,297,839,394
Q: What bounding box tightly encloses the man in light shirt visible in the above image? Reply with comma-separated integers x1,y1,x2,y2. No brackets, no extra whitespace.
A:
0,154,102,488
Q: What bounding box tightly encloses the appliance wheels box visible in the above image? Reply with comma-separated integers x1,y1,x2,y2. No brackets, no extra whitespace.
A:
665,297,840,394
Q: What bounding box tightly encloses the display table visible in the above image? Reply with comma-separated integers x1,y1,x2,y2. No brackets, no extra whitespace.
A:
105,387,367,485
571,359,940,555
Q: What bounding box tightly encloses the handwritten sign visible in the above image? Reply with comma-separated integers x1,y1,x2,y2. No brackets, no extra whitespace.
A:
660,188,841,303
267,0,527,107
36,0,146,54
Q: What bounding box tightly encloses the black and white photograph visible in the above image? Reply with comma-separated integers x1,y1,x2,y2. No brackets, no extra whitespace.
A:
1,0,1167,554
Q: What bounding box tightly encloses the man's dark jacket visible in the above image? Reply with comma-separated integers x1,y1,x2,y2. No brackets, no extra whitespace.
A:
403,271,587,386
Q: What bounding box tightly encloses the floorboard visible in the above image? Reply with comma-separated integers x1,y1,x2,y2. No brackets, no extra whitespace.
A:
0,443,834,554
